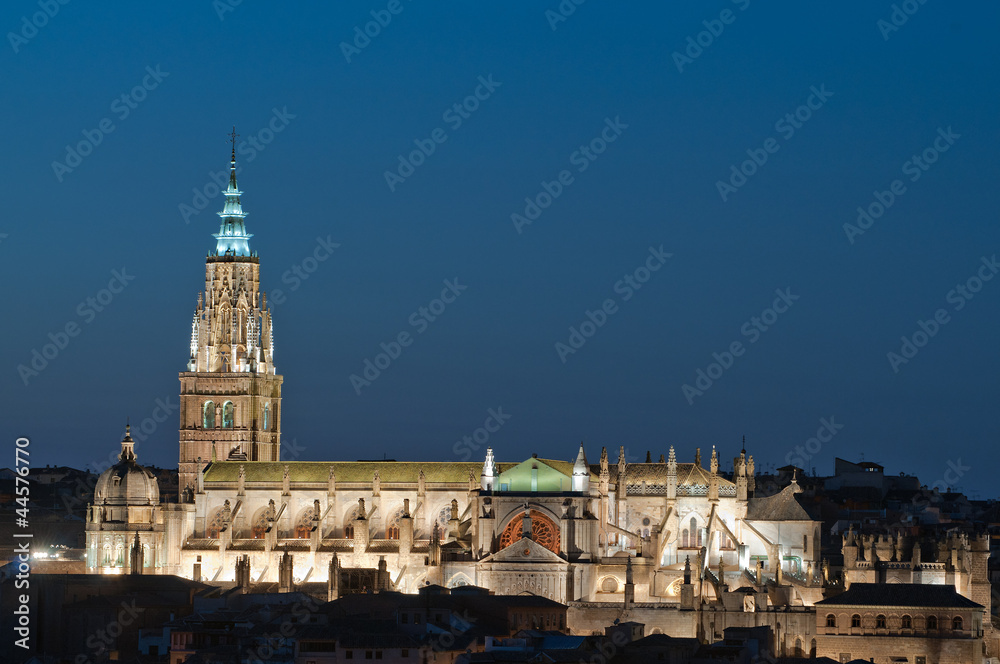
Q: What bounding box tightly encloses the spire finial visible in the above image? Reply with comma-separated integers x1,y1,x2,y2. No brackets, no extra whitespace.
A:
741,435,746,455
213,130,252,257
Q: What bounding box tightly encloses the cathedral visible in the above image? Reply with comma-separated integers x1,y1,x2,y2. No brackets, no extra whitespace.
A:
85,147,826,606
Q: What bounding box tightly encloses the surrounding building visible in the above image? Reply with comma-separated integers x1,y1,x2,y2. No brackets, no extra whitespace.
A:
814,583,985,664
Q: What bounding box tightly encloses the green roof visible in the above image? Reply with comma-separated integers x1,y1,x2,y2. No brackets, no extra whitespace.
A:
204,461,484,484
203,457,595,486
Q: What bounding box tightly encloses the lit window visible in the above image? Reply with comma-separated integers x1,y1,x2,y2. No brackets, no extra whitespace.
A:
263,403,270,430
203,401,215,428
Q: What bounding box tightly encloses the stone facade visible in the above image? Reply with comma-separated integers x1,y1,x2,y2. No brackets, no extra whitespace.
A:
814,583,985,664
87,149,833,622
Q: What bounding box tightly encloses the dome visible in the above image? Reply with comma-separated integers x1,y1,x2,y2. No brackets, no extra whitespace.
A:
94,425,160,506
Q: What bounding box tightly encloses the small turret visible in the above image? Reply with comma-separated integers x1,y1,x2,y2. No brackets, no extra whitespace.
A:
666,446,677,500
572,443,589,492
481,447,497,491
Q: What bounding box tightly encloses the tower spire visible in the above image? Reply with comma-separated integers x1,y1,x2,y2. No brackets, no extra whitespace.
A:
213,127,253,257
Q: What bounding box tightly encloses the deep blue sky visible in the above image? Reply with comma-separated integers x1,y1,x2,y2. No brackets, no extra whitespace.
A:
2,2,998,496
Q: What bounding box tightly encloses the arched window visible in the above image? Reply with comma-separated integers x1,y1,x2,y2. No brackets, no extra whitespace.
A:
825,614,836,628
203,401,215,428
206,507,226,538
295,507,315,539
927,615,938,630
851,614,861,628
681,529,689,548
251,511,269,539
386,506,405,540
222,401,235,428
263,403,270,431
345,507,358,538
952,616,963,631
901,614,912,629
876,614,886,629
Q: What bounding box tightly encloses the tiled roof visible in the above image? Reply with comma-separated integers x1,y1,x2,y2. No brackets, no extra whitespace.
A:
204,460,487,484
816,583,983,609
204,457,593,485
612,462,735,487
746,482,813,521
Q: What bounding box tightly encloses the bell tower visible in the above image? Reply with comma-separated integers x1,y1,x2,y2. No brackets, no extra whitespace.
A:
177,131,283,499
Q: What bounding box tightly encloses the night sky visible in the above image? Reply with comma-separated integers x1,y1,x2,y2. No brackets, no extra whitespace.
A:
2,2,998,495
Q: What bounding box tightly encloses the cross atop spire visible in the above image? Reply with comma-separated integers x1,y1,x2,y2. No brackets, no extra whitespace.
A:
229,125,239,161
